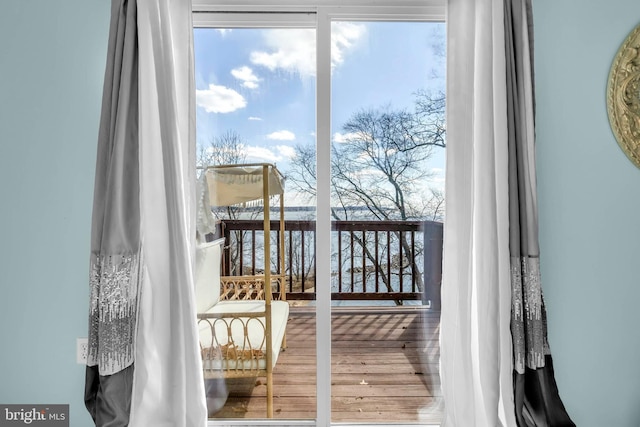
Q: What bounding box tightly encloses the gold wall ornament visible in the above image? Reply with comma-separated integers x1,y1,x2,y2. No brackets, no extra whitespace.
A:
607,23,640,169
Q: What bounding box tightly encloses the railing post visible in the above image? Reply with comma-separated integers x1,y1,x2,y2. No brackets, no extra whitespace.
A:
423,221,443,310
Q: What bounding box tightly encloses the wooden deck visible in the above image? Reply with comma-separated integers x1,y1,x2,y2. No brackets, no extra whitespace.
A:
209,306,443,424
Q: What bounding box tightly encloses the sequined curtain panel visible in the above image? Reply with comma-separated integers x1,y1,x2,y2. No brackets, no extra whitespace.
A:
505,0,575,424
88,252,141,374
87,0,140,377
510,256,549,374
85,0,141,425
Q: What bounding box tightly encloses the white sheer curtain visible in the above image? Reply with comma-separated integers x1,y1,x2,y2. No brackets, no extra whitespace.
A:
440,0,516,425
130,0,206,426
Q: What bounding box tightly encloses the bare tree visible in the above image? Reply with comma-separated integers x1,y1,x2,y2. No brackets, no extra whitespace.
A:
289,103,445,221
413,90,446,151
333,107,432,221
288,94,445,304
198,129,248,168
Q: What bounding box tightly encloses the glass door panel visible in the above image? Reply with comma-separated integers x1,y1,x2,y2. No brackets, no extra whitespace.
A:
194,26,317,421
329,21,445,424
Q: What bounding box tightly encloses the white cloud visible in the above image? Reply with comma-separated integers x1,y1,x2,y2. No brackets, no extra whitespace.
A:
333,132,354,143
248,116,263,121
332,131,371,143
196,84,246,113
243,145,297,163
331,22,367,69
267,130,296,141
250,29,316,77
231,66,260,89
249,24,365,77
276,145,296,159
216,29,232,36
244,146,278,163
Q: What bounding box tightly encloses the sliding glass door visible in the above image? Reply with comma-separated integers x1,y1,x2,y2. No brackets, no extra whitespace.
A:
192,2,445,425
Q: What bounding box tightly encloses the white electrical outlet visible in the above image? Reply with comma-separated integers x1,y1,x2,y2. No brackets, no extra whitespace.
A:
77,338,88,364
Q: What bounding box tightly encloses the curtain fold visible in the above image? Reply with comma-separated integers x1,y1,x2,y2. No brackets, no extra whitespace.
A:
441,0,515,425
131,0,206,425
443,0,574,426
86,0,207,425
87,0,140,379
85,1,140,423
504,0,575,425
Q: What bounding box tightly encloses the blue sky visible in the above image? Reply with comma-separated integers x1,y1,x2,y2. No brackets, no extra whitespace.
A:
194,21,445,204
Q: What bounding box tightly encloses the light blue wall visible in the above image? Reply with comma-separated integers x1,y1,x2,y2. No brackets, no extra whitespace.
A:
2,1,640,426
0,1,109,426
535,1,640,426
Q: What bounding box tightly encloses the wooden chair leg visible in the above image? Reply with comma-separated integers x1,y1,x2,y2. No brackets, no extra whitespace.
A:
267,372,274,418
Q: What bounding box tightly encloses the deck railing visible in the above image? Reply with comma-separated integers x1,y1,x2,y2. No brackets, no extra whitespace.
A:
216,219,443,308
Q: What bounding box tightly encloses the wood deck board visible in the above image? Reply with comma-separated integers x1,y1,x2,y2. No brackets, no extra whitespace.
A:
209,307,442,423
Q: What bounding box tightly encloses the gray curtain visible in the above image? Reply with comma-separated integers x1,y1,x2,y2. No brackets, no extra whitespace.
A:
505,0,575,425
85,0,139,424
